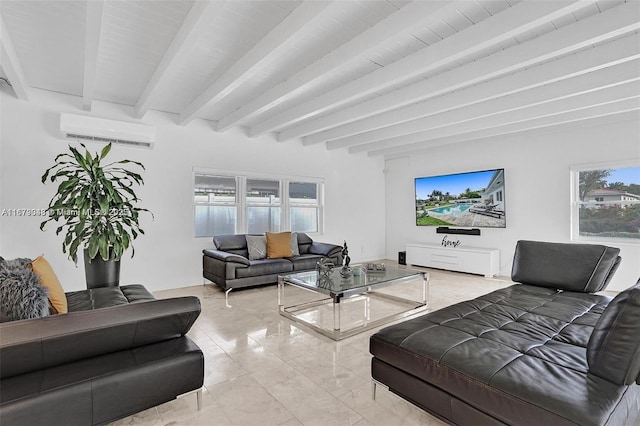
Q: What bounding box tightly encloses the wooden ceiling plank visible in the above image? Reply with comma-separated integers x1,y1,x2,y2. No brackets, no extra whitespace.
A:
133,1,219,119
215,0,462,132
177,1,333,127
303,34,640,145
251,0,594,136
367,100,640,157
330,60,640,150
0,15,30,101
280,1,640,142
82,0,104,111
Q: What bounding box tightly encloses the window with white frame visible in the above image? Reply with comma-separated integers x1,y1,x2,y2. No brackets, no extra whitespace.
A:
194,174,238,237
289,181,320,233
194,170,323,237
571,162,640,242
246,178,281,234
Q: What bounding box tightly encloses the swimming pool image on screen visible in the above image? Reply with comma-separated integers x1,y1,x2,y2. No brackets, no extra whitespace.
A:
415,169,506,228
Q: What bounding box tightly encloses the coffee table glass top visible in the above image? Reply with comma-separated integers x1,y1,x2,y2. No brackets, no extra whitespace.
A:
282,266,423,298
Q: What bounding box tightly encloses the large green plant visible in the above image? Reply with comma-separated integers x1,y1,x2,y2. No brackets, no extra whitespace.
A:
40,143,151,263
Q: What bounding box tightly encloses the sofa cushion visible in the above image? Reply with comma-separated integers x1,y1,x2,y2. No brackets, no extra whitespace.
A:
0,336,203,426
0,296,201,379
66,284,155,312
290,254,325,271
235,258,293,278
297,233,313,255
0,258,49,321
246,235,267,260
587,280,640,385
266,232,293,258
30,255,67,314
213,234,249,258
511,240,620,293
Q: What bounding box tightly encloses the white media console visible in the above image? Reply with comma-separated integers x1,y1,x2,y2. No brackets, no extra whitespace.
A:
406,243,500,278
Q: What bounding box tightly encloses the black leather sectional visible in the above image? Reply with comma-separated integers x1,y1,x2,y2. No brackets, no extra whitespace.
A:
202,232,343,293
0,285,204,425
370,240,640,425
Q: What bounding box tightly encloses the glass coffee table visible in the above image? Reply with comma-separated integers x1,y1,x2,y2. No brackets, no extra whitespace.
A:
278,266,428,340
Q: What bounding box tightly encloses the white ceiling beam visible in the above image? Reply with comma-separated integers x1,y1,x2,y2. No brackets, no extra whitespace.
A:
177,1,333,127
215,0,462,132
279,1,640,142
0,15,29,101
304,35,640,145
365,97,640,158
133,1,219,119
350,80,640,154
334,60,640,150
82,0,104,111
252,0,593,137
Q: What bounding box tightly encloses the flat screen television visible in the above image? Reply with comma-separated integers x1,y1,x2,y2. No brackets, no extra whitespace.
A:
415,168,506,228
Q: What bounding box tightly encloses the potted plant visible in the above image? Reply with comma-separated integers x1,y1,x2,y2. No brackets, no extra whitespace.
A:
40,143,152,288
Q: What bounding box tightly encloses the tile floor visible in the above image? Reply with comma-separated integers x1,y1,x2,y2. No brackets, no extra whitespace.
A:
111,263,515,426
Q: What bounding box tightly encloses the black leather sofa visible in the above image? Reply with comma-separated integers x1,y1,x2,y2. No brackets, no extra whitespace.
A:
370,240,640,426
0,285,204,425
202,232,343,296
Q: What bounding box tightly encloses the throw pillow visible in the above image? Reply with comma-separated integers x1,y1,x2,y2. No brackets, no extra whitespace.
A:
30,255,68,314
0,257,50,321
266,232,293,258
246,235,267,260
290,232,300,256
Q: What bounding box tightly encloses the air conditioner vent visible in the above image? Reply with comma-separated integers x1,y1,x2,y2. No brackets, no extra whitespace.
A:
60,113,156,149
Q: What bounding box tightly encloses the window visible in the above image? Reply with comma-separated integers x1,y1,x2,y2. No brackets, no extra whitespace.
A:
194,170,323,237
194,174,238,237
246,179,280,234
289,182,320,233
571,162,640,242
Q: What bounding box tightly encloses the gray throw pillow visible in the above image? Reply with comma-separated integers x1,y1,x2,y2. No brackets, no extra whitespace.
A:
246,235,267,260
0,257,50,321
290,232,300,256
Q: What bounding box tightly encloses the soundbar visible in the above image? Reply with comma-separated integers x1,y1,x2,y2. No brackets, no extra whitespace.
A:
436,227,481,236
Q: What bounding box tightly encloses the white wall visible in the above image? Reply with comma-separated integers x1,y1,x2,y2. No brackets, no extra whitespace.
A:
0,89,386,292
385,115,640,291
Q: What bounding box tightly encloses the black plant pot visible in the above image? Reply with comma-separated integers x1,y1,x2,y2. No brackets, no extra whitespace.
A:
84,248,121,289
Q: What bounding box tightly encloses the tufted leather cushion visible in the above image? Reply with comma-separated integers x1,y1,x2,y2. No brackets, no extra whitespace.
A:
587,279,640,385
511,240,620,293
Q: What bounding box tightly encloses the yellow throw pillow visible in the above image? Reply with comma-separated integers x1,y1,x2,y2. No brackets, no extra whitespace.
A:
30,255,68,314
266,232,293,258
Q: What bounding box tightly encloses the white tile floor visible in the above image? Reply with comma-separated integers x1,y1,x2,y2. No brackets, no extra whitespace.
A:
111,263,515,426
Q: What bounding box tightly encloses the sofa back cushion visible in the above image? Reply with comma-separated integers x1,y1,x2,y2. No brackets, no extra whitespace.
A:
511,240,620,293
587,280,640,385
0,296,201,379
297,233,313,254
214,234,250,258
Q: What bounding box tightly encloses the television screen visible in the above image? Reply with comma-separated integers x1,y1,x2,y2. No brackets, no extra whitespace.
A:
415,169,506,228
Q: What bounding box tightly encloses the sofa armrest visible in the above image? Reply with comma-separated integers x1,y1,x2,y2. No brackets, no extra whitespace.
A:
308,242,342,257
0,296,201,379
203,249,250,266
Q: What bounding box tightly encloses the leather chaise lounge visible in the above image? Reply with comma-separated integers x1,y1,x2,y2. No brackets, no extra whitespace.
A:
370,240,640,426
0,284,204,425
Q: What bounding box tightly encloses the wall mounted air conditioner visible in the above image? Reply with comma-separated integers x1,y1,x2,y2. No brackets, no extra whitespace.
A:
60,113,156,149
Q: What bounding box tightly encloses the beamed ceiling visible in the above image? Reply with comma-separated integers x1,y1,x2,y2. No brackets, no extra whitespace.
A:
1,0,639,158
